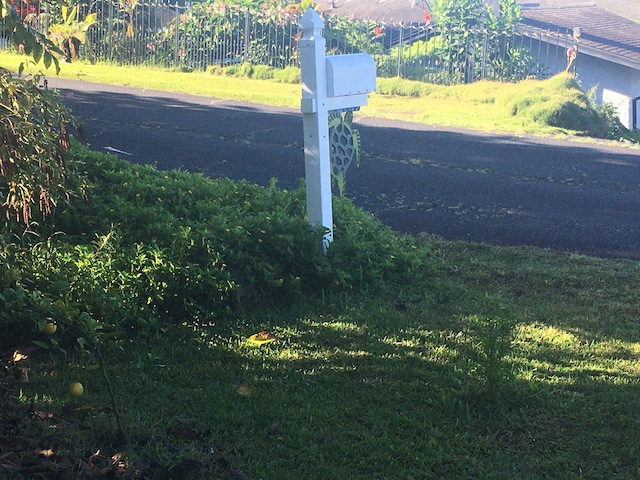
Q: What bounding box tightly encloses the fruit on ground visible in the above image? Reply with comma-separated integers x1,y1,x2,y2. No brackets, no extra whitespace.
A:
69,382,84,397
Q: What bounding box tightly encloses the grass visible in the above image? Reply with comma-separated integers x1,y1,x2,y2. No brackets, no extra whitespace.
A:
0,51,612,137
2,53,640,479
6,157,640,479
14,242,640,479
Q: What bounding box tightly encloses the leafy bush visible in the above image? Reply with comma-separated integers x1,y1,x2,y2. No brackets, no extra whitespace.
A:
0,0,60,73
544,100,607,137
207,62,301,83
1,137,430,352
47,4,97,62
272,65,301,84
427,0,529,83
0,69,87,226
596,101,640,143
49,146,424,314
376,77,437,97
56,149,317,306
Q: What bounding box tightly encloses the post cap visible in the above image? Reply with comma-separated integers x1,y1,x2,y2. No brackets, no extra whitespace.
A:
299,8,324,32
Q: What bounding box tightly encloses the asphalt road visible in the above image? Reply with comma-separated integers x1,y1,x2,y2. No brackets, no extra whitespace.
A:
47,77,640,260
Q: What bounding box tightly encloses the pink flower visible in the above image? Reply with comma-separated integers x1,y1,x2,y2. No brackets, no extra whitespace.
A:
424,12,432,22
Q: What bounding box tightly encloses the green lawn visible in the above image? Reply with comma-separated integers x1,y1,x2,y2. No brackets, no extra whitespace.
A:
17,248,640,479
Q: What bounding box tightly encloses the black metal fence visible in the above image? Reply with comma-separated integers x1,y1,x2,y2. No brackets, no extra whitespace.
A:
7,1,575,84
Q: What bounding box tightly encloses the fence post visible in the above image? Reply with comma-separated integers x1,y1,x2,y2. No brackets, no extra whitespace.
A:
243,7,250,63
174,4,180,67
108,0,114,62
396,22,403,77
43,3,49,36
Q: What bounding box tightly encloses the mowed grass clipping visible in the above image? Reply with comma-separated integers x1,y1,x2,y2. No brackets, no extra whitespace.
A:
0,51,607,136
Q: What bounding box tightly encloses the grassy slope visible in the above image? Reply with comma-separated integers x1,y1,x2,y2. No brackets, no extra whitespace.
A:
2,52,640,479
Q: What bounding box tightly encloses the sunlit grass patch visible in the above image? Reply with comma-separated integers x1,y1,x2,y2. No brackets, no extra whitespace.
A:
0,51,622,138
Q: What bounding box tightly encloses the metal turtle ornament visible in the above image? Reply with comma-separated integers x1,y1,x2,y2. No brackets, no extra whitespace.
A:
329,110,361,196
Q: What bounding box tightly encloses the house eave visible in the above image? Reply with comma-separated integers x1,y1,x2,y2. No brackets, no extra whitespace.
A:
577,44,640,71
518,27,640,72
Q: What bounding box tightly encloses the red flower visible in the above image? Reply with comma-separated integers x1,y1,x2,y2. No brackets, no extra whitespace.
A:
374,26,383,36
424,12,432,22
567,48,575,57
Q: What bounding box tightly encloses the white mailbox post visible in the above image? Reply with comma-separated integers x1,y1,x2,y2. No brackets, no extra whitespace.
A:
299,8,376,250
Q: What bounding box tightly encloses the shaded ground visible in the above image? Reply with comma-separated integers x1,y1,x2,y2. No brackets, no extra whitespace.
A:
0,348,158,479
47,77,640,259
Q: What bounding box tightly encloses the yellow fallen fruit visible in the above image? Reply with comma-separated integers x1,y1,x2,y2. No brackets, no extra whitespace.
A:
247,331,276,347
69,382,84,397
41,322,57,335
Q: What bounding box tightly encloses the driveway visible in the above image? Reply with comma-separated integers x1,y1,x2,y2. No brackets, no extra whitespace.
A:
47,77,640,260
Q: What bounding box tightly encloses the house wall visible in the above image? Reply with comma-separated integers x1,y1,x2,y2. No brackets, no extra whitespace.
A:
575,55,640,129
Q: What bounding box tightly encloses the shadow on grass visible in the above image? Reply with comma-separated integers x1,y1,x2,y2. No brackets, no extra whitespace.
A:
146,294,639,479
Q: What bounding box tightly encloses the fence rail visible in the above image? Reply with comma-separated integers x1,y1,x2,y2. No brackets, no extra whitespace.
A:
5,1,576,84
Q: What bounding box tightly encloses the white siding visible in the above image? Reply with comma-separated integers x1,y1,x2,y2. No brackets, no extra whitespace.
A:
576,55,640,129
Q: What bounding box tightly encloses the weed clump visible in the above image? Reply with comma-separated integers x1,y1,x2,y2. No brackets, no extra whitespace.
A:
207,62,301,84
502,74,609,137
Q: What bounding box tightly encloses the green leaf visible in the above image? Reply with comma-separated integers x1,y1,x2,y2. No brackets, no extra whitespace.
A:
32,340,50,350
33,43,43,63
352,129,361,167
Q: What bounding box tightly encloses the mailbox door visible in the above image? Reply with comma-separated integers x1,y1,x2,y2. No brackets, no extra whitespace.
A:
326,53,376,97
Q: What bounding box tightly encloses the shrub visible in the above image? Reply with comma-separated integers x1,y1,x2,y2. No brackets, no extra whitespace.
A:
272,66,301,84
207,62,300,84
545,100,607,137
1,143,430,352
599,102,640,143
57,147,426,312
251,64,275,80
0,69,87,226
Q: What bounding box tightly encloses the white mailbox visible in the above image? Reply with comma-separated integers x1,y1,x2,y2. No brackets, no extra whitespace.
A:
299,8,377,250
326,54,376,98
